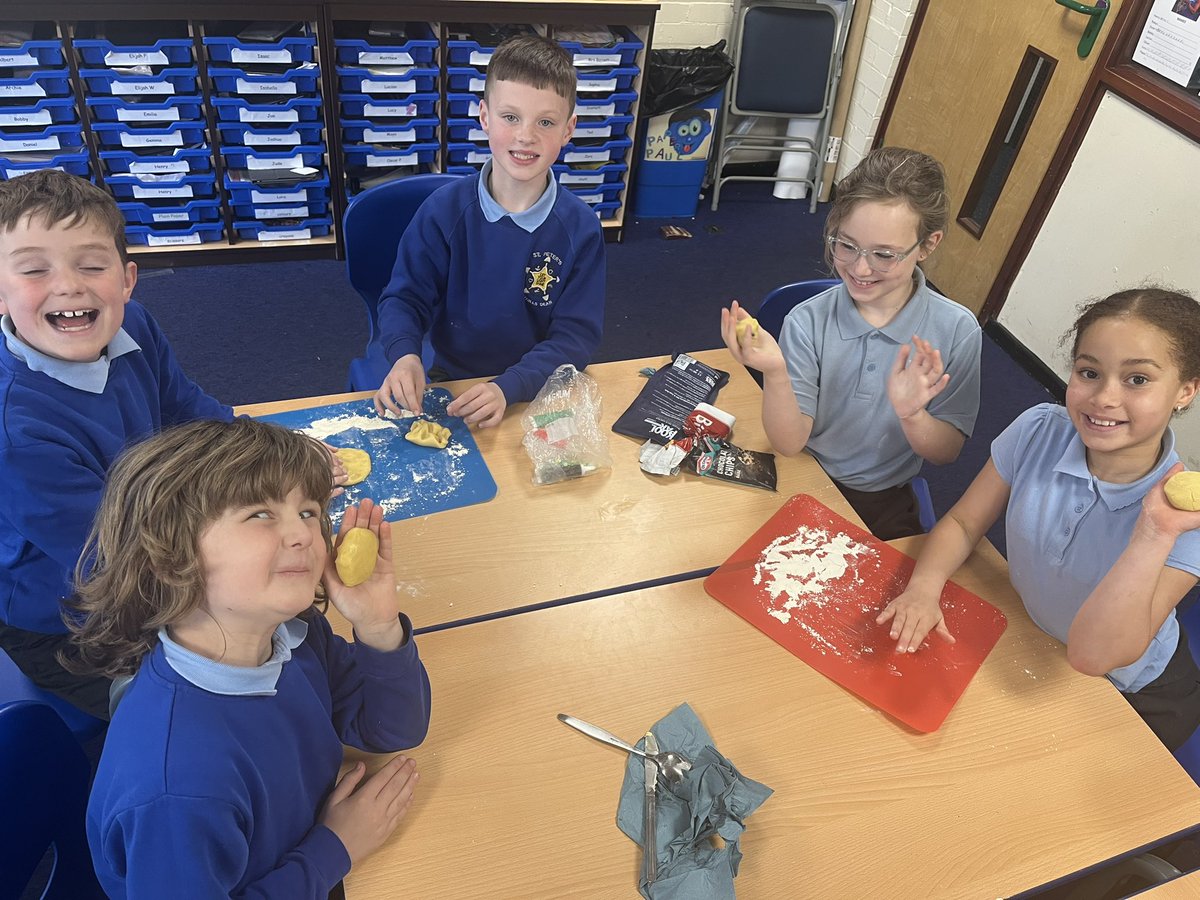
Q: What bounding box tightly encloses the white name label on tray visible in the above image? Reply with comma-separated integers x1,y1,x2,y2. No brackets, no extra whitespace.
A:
118,106,181,122
246,153,303,170
146,231,202,246
574,125,612,139
151,211,192,222
366,152,416,167
121,131,184,148
0,109,53,126
573,53,620,67
105,50,169,66
255,205,307,218
576,193,602,204
576,102,615,117
258,228,311,241
0,136,61,152
239,107,299,123
237,78,296,95
245,131,301,146
362,79,415,94
558,172,602,185
564,150,610,163
8,165,66,176
232,48,294,64
467,76,486,91
130,159,189,174
577,78,617,92
250,188,305,203
363,102,418,117
132,185,194,198
469,51,492,67
467,150,491,164
363,127,416,142
1,84,48,97
113,81,175,96
0,52,38,66
359,51,414,65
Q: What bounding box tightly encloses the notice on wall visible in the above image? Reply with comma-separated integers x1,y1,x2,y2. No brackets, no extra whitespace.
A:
1133,0,1200,91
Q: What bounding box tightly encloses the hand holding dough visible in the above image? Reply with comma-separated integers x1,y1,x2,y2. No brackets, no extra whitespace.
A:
335,527,379,587
333,447,371,485
735,316,760,341
406,420,451,449
1165,471,1200,511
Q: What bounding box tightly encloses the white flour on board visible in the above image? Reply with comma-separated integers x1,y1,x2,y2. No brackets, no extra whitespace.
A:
753,526,876,626
301,413,396,441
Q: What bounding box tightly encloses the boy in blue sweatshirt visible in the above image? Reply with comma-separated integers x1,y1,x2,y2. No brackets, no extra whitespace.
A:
0,169,233,719
374,34,606,428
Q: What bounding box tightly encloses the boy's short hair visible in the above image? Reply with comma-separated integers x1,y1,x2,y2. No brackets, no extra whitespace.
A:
484,34,577,113
0,169,128,264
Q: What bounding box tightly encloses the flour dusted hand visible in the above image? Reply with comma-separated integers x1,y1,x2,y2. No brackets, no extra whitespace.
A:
876,582,956,654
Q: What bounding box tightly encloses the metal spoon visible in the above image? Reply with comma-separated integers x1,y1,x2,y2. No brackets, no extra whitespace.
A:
557,713,693,784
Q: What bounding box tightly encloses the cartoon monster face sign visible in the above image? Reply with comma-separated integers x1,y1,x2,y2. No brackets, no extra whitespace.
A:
666,108,713,157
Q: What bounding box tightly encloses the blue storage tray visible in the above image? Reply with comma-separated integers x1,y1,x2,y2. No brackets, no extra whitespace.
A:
217,122,324,148
105,172,217,199
204,36,316,65
125,221,225,246
339,93,437,119
342,142,437,169
0,151,89,178
573,114,634,140
446,35,513,67
576,67,639,93
446,141,491,166
87,96,204,123
79,68,198,97
211,96,323,123
74,38,193,66
334,24,437,66
446,118,487,142
445,165,481,177
100,147,213,175
92,121,206,149
0,99,76,127
340,118,438,144
445,67,488,93
446,93,481,118
233,216,332,241
559,136,632,164
592,199,622,220
0,70,72,98
117,199,223,224
0,40,64,67
574,91,638,117
208,66,321,96
557,26,644,68
336,66,437,95
0,124,83,154
231,198,330,220
552,160,628,186
567,181,625,203
224,171,330,204
220,145,325,171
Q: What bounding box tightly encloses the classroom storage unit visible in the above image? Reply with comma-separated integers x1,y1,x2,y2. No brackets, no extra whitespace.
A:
9,1,656,263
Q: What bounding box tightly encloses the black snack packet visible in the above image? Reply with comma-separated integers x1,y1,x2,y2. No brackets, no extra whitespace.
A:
689,437,777,491
612,353,729,444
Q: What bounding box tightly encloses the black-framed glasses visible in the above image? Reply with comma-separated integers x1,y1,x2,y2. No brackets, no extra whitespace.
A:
826,235,922,273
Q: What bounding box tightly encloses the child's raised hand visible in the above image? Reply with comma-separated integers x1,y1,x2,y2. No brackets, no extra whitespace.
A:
320,756,419,866
375,354,426,418
888,334,951,420
721,300,786,376
325,498,403,651
446,381,506,428
322,442,348,498
876,583,956,653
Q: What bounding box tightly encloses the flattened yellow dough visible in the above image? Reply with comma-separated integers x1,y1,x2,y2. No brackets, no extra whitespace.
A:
334,448,371,485
406,420,451,449
735,316,760,340
336,527,379,587
1165,471,1200,511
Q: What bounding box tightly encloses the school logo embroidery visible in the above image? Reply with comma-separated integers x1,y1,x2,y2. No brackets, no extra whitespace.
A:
525,251,562,308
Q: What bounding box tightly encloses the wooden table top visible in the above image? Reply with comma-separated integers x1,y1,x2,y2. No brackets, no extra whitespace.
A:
1137,869,1200,898
238,349,861,630
335,537,1200,899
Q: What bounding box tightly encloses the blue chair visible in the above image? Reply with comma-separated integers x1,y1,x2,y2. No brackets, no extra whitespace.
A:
0,648,106,743
1172,598,1200,784
753,277,937,532
342,174,462,391
0,701,106,900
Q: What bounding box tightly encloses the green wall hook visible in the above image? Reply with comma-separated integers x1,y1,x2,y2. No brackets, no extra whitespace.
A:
1055,0,1110,59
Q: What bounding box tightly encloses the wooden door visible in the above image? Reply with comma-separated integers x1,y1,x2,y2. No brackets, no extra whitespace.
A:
881,0,1124,314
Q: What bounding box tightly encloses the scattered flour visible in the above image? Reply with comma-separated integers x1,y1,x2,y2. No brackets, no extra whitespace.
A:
302,413,396,440
753,526,876,625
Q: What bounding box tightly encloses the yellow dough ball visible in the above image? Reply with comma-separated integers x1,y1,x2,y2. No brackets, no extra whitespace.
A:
406,420,451,449
335,527,379,587
735,316,760,341
1164,471,1200,511
333,447,371,486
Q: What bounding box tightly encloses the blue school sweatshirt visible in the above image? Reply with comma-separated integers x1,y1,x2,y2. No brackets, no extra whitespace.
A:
376,172,606,403
0,301,232,633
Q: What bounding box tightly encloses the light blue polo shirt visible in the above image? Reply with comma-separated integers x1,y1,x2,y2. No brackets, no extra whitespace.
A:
2,313,140,394
477,158,557,232
779,269,982,490
993,403,1200,692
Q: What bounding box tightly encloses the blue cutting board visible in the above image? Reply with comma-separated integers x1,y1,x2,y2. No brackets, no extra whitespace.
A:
257,388,497,522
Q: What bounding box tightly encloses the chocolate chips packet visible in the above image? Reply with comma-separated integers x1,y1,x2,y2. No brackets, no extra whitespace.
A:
689,437,778,491
612,353,729,444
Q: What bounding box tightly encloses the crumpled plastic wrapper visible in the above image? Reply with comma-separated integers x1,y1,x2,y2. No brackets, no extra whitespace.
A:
615,703,772,899
521,364,612,485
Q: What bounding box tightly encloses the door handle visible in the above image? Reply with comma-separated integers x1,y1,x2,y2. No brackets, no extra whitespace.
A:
1055,0,1110,59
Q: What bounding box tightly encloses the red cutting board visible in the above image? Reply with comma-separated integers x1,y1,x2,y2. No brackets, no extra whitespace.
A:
704,494,1007,732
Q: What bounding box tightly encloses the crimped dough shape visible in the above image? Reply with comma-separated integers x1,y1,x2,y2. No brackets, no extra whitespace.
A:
334,447,371,485
406,420,451,449
1165,471,1200,511
736,316,760,340
336,527,379,587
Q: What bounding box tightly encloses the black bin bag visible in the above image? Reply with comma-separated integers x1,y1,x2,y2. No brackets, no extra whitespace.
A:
640,41,734,117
